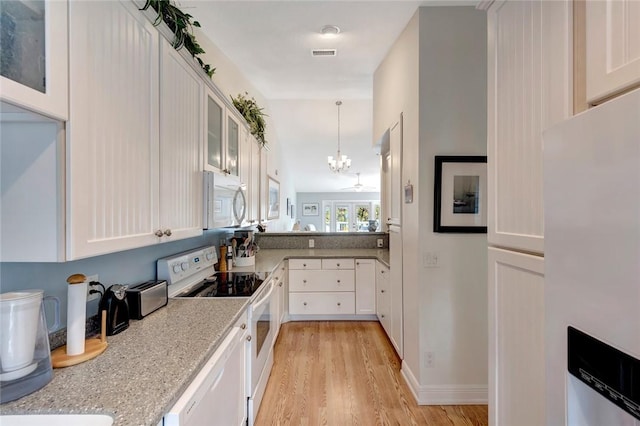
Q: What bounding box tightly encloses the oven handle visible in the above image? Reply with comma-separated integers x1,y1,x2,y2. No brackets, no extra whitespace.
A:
252,280,275,309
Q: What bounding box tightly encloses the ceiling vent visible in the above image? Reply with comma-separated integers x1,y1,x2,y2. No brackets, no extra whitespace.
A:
311,49,337,57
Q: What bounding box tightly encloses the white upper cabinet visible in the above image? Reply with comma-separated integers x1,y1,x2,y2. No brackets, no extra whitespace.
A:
159,38,204,241
67,0,160,259
487,0,572,254
204,89,241,178
586,0,640,104
0,0,68,120
205,89,225,174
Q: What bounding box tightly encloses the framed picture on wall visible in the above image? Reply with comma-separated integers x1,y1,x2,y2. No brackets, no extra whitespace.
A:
433,155,487,233
291,205,295,219
302,203,319,216
268,176,280,219
286,198,290,215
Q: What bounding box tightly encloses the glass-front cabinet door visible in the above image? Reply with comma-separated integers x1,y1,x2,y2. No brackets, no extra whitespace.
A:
227,114,239,177
0,0,68,120
206,89,224,172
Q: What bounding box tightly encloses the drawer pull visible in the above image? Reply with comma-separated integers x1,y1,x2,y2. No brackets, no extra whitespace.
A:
337,280,341,284
303,302,307,306
356,262,360,266
381,270,385,274
337,263,340,267
246,335,252,342
279,282,283,287
381,290,385,293
240,323,247,330
381,314,385,318
303,263,307,267
303,280,307,283
337,302,341,306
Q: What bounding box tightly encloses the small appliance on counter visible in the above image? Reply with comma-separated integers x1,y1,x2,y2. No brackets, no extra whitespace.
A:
0,290,59,403
126,280,168,320
100,284,130,336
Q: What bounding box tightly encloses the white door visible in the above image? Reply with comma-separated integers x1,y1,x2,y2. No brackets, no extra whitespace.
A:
159,39,203,241
488,247,545,426
388,224,403,358
586,0,640,103
67,0,160,259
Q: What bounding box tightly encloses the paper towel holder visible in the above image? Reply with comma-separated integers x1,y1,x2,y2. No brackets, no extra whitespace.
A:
51,274,108,368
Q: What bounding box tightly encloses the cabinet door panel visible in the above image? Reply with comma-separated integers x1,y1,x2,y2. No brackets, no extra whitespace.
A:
587,0,640,103
321,258,355,270
355,259,376,315
288,259,322,270
289,270,354,292
67,0,159,259
159,39,203,241
488,248,545,426
487,0,571,254
289,292,355,315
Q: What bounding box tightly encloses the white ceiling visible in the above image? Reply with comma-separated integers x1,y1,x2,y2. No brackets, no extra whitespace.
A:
183,0,475,192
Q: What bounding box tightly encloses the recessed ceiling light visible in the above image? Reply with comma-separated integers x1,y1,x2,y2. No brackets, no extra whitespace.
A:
321,25,341,37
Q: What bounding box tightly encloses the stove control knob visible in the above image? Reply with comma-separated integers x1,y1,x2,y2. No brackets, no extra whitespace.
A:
172,264,181,274
181,262,189,271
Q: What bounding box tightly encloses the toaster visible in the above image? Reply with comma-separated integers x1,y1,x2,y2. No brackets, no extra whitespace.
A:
126,280,168,320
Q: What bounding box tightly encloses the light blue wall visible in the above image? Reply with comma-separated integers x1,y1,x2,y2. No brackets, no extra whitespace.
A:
0,229,230,331
296,192,380,231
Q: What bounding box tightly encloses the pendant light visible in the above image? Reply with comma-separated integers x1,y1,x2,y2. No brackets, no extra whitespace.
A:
328,100,351,173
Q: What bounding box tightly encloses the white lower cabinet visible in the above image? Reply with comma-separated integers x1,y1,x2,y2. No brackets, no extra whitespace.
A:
376,261,391,336
488,247,545,426
355,259,376,315
289,258,380,318
164,310,249,426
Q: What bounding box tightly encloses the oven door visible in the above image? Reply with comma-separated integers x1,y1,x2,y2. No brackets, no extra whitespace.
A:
250,279,276,394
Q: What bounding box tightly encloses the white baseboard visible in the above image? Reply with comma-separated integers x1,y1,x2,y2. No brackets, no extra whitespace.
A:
401,362,488,405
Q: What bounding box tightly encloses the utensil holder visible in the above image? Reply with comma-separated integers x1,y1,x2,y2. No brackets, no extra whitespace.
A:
235,256,255,267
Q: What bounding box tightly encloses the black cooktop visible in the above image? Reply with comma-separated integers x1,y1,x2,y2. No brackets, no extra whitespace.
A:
174,272,269,298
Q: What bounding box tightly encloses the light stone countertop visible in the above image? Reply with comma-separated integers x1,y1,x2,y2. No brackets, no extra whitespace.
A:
0,248,389,425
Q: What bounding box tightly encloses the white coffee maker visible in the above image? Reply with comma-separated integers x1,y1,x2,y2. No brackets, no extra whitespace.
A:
0,290,59,403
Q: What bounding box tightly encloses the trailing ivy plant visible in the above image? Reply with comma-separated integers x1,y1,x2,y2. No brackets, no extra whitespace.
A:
231,92,268,147
140,0,215,77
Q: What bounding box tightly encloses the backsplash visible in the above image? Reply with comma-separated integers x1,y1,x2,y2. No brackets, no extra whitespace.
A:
255,232,388,249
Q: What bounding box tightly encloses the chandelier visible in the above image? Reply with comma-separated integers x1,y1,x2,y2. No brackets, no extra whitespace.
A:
328,100,351,173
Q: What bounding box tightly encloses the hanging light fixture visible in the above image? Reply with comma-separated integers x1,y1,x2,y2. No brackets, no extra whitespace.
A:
328,100,351,173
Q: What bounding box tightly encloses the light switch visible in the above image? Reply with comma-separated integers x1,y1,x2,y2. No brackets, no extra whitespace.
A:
423,252,439,268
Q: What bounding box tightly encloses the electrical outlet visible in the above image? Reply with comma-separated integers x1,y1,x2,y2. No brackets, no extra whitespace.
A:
423,252,440,268
377,238,384,248
86,275,101,302
309,239,315,248
425,351,435,368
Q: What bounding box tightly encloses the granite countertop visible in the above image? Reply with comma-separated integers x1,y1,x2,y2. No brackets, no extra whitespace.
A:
0,298,250,426
0,248,389,425
254,248,390,272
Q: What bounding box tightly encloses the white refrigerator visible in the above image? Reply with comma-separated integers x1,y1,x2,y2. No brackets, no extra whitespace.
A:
543,88,640,425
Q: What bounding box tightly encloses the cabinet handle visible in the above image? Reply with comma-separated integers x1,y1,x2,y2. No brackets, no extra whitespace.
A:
337,280,341,284
381,290,385,293
381,270,385,274
164,229,172,237
337,302,341,306
303,302,307,306
337,263,340,267
246,335,252,341
240,323,247,330
381,314,385,318
155,230,164,237
279,282,283,287
356,262,360,266
303,264,306,267
303,279,307,283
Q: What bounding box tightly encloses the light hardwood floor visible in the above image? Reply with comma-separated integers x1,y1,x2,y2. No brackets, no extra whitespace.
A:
255,321,488,426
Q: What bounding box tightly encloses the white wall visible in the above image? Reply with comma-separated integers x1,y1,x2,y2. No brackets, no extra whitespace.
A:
373,6,487,403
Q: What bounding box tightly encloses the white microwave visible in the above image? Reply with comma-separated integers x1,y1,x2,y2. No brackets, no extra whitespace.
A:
203,171,246,229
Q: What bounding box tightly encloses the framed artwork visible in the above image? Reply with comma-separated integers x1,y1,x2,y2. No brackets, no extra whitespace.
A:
268,176,280,219
433,156,487,233
286,198,291,215
302,203,319,216
291,205,295,219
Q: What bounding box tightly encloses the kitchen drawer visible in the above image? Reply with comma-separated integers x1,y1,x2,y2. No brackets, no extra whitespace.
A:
288,259,322,270
321,258,355,270
289,270,354,292
289,292,355,315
